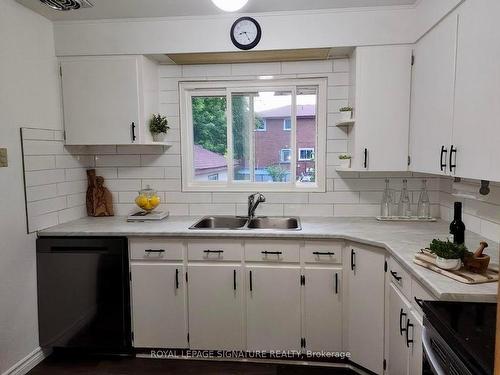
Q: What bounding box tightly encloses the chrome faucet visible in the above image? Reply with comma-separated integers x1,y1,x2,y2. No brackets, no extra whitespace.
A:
248,193,266,219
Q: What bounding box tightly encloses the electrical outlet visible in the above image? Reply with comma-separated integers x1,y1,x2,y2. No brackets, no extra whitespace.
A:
0,148,8,167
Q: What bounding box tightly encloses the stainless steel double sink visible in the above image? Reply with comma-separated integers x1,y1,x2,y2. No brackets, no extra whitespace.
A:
189,216,301,230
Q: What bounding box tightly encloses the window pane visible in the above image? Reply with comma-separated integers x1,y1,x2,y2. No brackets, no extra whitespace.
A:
192,96,228,181
296,87,317,183
254,91,292,183
232,94,252,181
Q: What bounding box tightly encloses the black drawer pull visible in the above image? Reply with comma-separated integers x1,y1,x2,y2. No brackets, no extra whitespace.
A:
363,148,368,168
175,268,179,289
440,145,448,171
399,308,407,335
335,273,339,294
406,319,414,347
131,122,136,142
203,250,224,254
145,249,165,253
390,271,402,282
313,251,335,256
233,269,236,291
351,249,356,271
449,145,457,172
249,270,253,292
261,251,282,255
414,297,424,308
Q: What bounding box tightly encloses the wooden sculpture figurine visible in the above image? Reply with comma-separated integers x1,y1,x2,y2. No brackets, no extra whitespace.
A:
86,169,114,217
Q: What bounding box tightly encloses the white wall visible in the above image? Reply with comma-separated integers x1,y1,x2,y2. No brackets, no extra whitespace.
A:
0,0,62,373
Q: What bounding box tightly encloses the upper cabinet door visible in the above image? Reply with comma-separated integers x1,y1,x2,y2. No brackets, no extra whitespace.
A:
351,45,412,171
452,0,500,181
410,14,458,175
61,57,141,145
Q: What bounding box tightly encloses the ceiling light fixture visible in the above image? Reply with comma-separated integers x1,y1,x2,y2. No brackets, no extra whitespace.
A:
211,0,249,12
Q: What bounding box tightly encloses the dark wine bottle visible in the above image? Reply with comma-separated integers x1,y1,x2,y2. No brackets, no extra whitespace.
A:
449,202,465,244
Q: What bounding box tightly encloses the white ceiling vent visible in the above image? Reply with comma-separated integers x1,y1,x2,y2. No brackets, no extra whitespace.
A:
39,0,93,11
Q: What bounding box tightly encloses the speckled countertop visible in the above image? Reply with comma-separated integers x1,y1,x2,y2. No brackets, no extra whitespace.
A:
39,216,499,303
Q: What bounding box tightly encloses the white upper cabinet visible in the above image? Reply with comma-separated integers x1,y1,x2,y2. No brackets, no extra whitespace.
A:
410,14,458,176
349,45,412,171
61,55,159,145
451,0,500,181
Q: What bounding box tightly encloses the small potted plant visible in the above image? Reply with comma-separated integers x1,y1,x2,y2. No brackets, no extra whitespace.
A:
338,154,352,169
428,239,467,270
149,114,169,142
339,106,353,121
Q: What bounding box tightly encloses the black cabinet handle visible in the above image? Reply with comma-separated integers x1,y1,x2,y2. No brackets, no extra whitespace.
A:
351,249,356,271
261,251,282,255
233,269,236,291
414,297,424,308
363,148,368,168
406,319,414,347
313,251,335,256
203,249,224,254
449,145,457,173
399,308,407,335
175,268,179,289
249,270,253,292
131,122,136,142
390,271,402,282
145,249,165,253
440,145,448,171
335,273,339,294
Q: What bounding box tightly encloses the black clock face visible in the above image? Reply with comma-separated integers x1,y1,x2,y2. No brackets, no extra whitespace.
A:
230,17,262,50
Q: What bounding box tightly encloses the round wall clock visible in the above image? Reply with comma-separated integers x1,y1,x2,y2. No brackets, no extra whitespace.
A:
230,17,262,50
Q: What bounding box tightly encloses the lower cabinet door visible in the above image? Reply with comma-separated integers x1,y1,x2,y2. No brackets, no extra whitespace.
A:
303,267,342,352
246,266,301,351
408,311,423,375
388,283,411,375
187,264,243,350
131,263,187,348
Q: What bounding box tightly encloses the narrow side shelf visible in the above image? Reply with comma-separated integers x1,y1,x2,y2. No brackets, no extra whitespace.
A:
335,119,355,127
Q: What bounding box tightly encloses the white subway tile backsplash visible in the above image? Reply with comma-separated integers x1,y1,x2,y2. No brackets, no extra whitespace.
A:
29,212,59,232
309,191,360,204
333,59,350,73
284,204,333,217
22,128,55,140
67,193,86,208
58,205,86,224
328,99,349,113
56,155,94,169
95,154,140,167
105,179,142,192
167,192,212,204
116,145,164,155
57,180,87,196
328,86,349,99
159,90,179,104
141,154,180,167
28,196,66,217
236,203,284,217
189,204,236,216
159,65,182,78
281,60,333,74
334,204,379,217
23,140,64,155
183,64,231,77
26,184,58,202
25,169,65,187
231,62,281,76
24,155,56,171
144,179,181,191
64,168,88,182
327,73,350,86
118,167,164,179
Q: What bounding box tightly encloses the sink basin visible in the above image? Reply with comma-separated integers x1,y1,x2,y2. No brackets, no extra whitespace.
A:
189,216,248,230
247,217,301,230
189,216,301,230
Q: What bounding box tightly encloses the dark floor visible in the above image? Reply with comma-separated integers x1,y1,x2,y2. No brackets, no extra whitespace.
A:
28,356,357,375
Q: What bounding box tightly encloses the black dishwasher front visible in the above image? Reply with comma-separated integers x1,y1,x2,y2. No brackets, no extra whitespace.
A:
36,237,131,354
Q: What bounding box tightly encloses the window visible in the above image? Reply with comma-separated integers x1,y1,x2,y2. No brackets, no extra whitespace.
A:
298,148,314,161
280,149,292,163
283,118,292,131
180,78,327,192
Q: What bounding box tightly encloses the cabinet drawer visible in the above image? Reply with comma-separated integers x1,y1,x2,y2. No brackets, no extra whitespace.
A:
388,257,411,300
411,279,436,316
130,238,184,261
245,240,300,263
188,240,242,261
303,241,342,264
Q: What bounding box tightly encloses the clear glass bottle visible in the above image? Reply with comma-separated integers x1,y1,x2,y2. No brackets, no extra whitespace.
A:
417,179,431,219
380,178,394,218
398,179,412,218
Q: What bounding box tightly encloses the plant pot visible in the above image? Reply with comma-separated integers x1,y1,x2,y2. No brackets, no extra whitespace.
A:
435,256,462,270
339,159,351,169
152,133,167,142
340,111,352,121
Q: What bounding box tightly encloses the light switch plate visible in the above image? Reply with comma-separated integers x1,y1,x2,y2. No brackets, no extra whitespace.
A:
0,148,8,167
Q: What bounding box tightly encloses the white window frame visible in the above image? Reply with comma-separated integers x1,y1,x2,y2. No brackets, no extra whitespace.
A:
255,119,267,132
280,148,292,163
298,147,315,161
283,118,292,131
179,78,327,192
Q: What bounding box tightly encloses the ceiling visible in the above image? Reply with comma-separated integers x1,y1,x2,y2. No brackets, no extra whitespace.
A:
17,0,418,21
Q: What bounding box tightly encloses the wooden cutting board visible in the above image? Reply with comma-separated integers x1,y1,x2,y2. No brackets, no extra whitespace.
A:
414,250,499,284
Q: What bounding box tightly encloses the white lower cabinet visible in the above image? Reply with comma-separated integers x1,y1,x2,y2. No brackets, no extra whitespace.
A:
246,266,302,351
187,264,244,350
347,244,386,374
303,267,342,352
388,283,412,374
408,311,423,375
131,263,187,348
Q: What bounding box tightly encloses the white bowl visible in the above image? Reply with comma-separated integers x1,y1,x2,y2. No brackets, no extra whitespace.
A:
435,256,461,270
